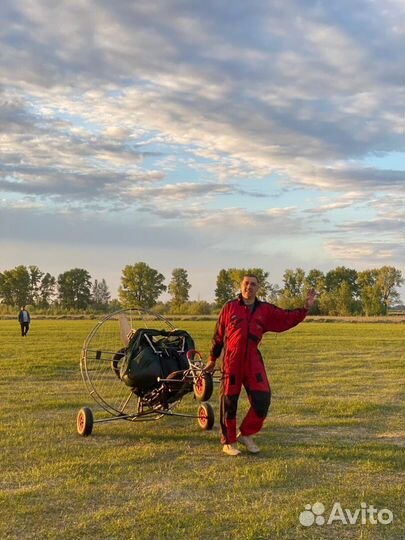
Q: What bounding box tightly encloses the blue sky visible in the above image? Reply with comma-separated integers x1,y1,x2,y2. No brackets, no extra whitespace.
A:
0,0,404,301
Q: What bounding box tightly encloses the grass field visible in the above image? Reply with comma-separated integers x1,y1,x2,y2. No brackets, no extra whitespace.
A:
0,319,404,540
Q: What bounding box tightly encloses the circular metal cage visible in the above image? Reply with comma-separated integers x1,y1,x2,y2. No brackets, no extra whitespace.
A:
80,308,175,417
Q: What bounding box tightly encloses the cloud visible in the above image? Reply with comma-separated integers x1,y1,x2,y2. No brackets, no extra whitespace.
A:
326,240,403,265
336,217,404,236
0,169,164,203
128,182,232,202
0,203,201,249
0,0,403,297
366,195,405,220
286,165,404,191
191,206,305,237
127,182,267,204
304,191,372,215
305,201,354,214
1,0,403,175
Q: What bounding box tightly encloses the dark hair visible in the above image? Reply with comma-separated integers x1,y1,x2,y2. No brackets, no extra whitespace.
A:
242,274,260,284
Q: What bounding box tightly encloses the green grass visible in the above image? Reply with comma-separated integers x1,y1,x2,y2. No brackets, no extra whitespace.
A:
0,320,404,540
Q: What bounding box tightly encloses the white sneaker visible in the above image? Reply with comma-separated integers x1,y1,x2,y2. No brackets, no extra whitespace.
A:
237,433,260,453
222,443,241,456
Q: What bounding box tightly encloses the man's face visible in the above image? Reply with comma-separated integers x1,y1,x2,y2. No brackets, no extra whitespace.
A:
240,276,259,302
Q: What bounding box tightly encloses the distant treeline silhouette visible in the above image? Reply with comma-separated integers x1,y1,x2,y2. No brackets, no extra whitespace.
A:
0,263,403,316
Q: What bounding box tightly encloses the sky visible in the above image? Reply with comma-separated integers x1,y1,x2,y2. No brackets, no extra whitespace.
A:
0,0,404,301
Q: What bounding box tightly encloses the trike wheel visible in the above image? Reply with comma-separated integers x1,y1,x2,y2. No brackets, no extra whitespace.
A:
197,402,214,430
77,407,94,436
193,372,213,401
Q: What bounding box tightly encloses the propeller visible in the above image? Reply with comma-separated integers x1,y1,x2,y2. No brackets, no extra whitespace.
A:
118,312,131,346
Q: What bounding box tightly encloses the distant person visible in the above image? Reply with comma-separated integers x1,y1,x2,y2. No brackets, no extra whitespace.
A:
18,306,31,337
205,274,316,456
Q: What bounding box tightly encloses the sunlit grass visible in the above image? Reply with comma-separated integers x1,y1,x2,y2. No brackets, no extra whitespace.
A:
0,320,404,539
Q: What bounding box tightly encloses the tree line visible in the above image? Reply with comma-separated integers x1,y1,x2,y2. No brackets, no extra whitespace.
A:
0,265,112,310
0,262,403,316
214,266,403,315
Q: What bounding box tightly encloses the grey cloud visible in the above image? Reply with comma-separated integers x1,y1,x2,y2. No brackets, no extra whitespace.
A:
0,174,257,208
336,218,404,235
0,90,167,203
0,204,204,249
0,168,164,202
0,0,403,167
0,96,37,133
326,168,403,188
292,166,404,191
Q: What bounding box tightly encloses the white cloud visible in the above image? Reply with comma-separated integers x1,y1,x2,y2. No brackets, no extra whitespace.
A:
326,240,403,264
191,206,304,236
0,0,403,296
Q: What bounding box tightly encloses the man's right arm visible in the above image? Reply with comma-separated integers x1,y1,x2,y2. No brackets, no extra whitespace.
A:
205,306,227,372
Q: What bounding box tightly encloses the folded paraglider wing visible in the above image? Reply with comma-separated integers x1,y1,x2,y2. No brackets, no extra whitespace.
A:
120,328,195,392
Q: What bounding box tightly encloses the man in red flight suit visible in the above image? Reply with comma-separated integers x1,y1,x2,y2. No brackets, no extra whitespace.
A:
206,274,316,456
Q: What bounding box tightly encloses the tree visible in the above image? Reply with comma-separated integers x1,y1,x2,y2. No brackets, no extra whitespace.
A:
283,268,306,297
39,272,56,307
376,266,403,309
215,269,234,307
335,281,357,316
320,266,359,315
187,300,212,315
168,268,191,308
325,266,359,297
0,265,31,306
266,283,282,304
0,270,13,305
92,278,111,307
360,284,385,316
357,270,384,315
57,268,92,309
305,269,326,292
118,262,166,309
304,269,326,314
278,268,306,309
28,265,44,304
0,265,56,307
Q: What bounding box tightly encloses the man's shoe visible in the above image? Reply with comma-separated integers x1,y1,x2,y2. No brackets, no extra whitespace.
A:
237,433,260,453
222,443,241,456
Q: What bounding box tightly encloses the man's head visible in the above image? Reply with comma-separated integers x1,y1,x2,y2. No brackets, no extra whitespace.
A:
240,274,260,304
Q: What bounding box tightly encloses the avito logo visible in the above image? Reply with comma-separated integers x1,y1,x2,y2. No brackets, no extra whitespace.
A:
299,501,393,527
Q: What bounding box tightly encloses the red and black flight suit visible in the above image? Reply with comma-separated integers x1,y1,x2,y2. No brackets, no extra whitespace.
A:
209,294,307,445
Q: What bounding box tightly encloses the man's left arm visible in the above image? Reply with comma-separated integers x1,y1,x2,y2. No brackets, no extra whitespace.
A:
264,288,316,332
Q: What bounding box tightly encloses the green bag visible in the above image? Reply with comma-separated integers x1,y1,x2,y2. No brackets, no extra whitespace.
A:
120,328,194,392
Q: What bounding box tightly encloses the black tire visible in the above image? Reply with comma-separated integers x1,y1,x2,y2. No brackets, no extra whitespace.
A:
77,407,94,436
193,372,213,401
197,402,214,430
111,348,126,379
